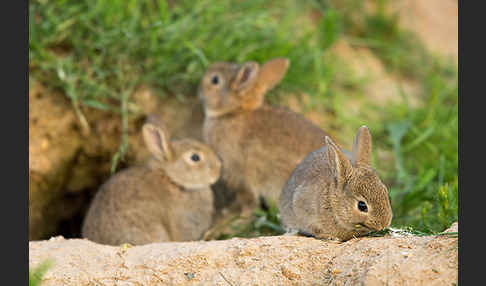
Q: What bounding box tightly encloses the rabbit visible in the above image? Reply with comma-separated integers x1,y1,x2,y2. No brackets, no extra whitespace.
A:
279,126,393,241
199,57,345,214
81,118,222,246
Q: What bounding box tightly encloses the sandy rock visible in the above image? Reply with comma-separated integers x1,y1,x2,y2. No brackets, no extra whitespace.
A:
30,231,458,286
444,222,458,233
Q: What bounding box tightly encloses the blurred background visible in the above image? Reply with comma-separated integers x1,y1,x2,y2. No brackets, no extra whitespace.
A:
29,0,458,241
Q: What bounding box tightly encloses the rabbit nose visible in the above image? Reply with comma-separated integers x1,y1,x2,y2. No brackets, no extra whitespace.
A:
368,218,390,231
368,223,382,232
375,215,392,231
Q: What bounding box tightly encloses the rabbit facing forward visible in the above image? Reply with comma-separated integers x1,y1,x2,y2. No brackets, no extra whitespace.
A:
82,119,222,245
279,126,393,241
199,58,336,213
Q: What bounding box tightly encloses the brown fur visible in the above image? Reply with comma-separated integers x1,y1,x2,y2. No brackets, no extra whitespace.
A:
82,121,221,245
279,126,393,241
199,58,334,211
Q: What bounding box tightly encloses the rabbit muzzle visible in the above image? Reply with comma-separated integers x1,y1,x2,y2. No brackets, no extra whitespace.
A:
354,222,379,233
360,215,392,232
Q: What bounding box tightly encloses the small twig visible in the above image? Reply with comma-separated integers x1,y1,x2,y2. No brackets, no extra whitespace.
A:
110,88,132,173
219,272,235,286
435,231,458,237
72,100,91,136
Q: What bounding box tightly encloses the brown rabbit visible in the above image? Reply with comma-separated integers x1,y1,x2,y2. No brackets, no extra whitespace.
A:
81,120,222,245
279,126,393,241
199,57,341,213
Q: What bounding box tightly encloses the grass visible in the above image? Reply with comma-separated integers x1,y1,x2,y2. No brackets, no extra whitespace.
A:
29,0,348,107
211,201,285,240
344,0,458,232
29,260,52,286
368,227,458,239
29,0,458,237
30,0,354,171
328,0,458,234
377,67,458,232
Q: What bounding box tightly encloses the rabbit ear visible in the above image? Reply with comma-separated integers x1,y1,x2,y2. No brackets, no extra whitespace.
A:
351,125,372,166
231,62,260,92
325,136,352,183
142,123,173,161
239,58,290,110
256,58,289,93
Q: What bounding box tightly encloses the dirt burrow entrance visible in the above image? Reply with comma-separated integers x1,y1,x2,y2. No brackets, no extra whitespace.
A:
29,81,204,240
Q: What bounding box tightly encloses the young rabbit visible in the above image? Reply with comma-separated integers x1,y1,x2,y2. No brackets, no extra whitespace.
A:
279,126,393,241
81,119,222,245
199,58,337,213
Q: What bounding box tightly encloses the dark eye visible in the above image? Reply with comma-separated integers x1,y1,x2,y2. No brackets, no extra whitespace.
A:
191,153,200,162
211,75,219,85
358,201,368,212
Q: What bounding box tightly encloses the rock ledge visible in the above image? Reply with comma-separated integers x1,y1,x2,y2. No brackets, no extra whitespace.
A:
30,225,458,286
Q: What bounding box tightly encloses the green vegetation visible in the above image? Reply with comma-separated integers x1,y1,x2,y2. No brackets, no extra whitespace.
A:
30,0,354,170
29,260,52,286
29,0,458,236
344,0,458,233
368,227,458,239
214,201,285,240
376,66,458,232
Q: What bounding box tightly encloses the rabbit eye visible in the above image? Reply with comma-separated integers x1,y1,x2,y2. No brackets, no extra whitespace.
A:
191,153,200,162
358,201,368,212
211,75,219,85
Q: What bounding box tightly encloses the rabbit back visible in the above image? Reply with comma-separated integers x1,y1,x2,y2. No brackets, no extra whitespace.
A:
279,146,338,236
204,105,329,206
82,165,214,245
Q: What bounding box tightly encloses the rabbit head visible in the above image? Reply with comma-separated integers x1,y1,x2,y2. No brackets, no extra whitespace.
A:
199,58,290,117
142,121,222,189
325,126,393,236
